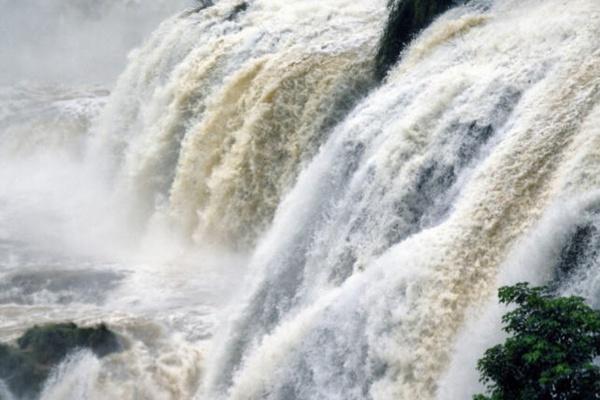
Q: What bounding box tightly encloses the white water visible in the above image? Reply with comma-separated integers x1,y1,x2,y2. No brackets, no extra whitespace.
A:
2,0,600,399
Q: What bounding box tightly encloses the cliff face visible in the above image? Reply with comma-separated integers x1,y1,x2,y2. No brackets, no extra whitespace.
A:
375,0,459,79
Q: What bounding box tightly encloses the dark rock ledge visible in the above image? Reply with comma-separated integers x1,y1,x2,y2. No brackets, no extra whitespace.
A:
0,323,120,399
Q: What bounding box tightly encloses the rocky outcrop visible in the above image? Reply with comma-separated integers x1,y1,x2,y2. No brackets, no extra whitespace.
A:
0,323,120,399
375,0,459,79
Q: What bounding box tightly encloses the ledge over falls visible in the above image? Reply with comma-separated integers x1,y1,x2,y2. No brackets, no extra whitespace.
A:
375,0,459,79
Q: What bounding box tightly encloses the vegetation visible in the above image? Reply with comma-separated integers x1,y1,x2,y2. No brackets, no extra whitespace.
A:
0,323,120,399
474,283,600,400
375,0,459,80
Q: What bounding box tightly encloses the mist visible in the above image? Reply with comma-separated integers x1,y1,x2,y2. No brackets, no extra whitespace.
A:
0,0,197,85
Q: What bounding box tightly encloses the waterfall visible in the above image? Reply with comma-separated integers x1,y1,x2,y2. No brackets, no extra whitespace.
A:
195,0,600,398
2,0,600,399
93,0,386,246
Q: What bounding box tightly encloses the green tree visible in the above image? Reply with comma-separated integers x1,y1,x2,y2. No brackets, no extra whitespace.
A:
474,283,600,400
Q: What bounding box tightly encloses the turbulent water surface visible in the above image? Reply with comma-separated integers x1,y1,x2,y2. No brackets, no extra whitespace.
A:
2,0,600,399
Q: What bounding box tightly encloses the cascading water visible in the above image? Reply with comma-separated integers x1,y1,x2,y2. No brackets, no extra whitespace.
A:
199,0,600,397
2,0,600,399
93,0,385,246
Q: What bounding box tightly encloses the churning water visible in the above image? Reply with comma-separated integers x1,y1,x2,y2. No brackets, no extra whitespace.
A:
1,0,600,399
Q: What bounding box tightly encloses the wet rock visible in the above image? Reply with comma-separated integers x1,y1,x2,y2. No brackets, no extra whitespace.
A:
375,0,461,80
226,2,249,21
0,323,120,399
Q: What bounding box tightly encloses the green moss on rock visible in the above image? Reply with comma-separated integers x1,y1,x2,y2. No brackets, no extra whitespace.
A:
0,344,47,399
0,323,120,399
